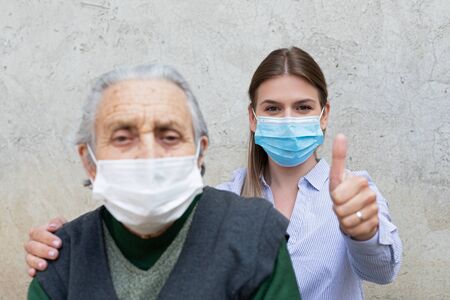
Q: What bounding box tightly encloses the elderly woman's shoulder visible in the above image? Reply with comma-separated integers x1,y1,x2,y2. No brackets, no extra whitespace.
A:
52,207,104,240
201,186,279,217
200,186,288,241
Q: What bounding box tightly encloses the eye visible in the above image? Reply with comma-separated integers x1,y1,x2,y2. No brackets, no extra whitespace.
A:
296,104,313,111
160,130,181,145
111,129,135,146
264,105,281,112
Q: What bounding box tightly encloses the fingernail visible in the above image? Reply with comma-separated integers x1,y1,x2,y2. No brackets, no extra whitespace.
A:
52,240,61,247
38,262,45,269
49,250,56,258
48,223,57,230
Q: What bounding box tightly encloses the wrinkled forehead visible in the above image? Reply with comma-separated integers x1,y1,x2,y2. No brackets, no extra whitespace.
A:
95,79,194,132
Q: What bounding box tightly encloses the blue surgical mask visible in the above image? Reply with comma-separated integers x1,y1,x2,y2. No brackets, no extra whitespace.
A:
253,108,325,167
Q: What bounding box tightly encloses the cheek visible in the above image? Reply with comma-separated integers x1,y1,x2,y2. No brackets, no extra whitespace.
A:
96,146,137,160
166,143,197,157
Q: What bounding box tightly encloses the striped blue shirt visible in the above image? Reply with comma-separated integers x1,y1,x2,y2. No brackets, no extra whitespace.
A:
216,159,402,300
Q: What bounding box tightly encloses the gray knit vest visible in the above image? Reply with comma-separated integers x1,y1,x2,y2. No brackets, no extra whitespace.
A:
36,187,289,300
104,206,194,300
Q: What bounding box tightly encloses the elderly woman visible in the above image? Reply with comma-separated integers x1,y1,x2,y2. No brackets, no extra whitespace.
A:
27,64,300,299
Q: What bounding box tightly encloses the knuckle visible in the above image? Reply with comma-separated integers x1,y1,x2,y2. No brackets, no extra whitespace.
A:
367,217,378,229
28,241,42,257
331,190,339,201
332,192,346,205
362,189,376,205
372,203,379,215
334,205,344,217
341,218,352,228
358,177,369,188
347,228,356,236
368,190,376,202
28,227,35,237
26,254,35,267
373,215,380,227
25,241,33,254
27,240,36,252
363,222,373,233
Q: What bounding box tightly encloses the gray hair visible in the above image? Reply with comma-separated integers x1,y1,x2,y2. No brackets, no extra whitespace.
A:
76,64,209,149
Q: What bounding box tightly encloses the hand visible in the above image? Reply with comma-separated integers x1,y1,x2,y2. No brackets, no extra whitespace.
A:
329,134,379,241
24,217,67,277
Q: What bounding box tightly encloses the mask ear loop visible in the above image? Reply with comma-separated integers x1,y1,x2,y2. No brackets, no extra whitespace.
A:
319,106,326,120
87,144,98,165
86,144,98,186
194,140,202,159
252,109,258,119
318,106,327,135
194,140,206,175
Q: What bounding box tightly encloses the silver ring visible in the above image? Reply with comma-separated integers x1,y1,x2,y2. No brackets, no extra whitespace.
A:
356,210,363,221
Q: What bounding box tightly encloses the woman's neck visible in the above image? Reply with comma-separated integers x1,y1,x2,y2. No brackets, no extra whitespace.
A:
265,154,319,188
264,155,319,219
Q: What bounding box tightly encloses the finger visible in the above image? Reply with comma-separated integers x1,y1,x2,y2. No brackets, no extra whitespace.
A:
26,254,48,271
340,202,379,229
345,214,379,240
333,187,376,218
28,268,37,278
24,240,59,260
331,176,369,205
47,217,67,232
329,134,348,192
29,226,62,248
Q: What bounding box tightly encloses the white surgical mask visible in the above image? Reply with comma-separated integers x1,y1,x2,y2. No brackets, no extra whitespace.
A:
87,144,204,235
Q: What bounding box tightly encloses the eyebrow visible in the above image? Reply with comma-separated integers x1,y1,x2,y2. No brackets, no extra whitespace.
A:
259,98,317,105
103,115,140,132
102,115,188,133
154,119,186,132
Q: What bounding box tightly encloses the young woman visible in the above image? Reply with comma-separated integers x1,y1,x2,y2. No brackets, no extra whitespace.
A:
25,47,402,300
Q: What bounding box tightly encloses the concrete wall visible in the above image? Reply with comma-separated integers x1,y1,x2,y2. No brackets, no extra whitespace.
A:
1,0,449,299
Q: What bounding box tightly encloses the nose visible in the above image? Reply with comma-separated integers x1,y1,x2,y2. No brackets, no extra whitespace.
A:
283,107,294,118
138,134,163,159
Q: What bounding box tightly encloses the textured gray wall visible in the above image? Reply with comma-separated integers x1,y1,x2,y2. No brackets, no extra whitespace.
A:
1,1,449,299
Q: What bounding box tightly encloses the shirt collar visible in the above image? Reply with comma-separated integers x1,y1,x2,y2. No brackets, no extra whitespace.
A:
304,159,330,191
259,159,330,191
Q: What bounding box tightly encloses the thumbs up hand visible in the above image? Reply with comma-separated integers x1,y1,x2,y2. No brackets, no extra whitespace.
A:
329,134,379,241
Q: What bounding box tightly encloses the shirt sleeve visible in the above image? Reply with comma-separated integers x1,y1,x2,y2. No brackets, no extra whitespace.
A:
344,171,403,284
27,278,50,300
251,240,302,300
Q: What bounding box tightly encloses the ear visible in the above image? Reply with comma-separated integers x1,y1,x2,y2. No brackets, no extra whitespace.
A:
321,102,330,131
197,136,209,169
78,144,97,180
248,104,257,133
